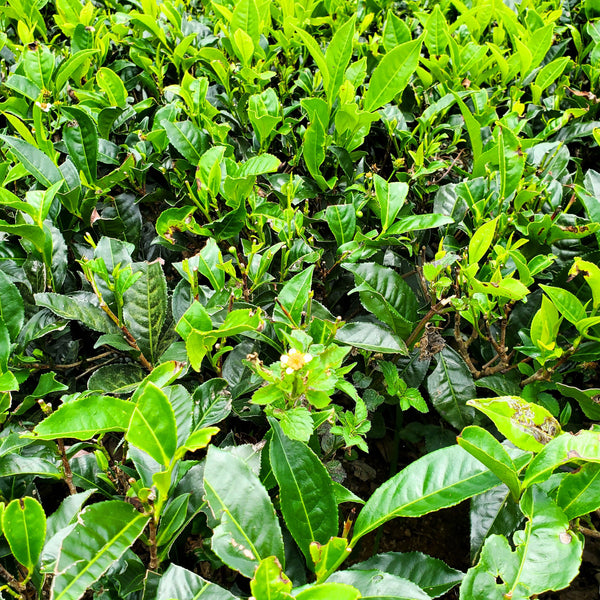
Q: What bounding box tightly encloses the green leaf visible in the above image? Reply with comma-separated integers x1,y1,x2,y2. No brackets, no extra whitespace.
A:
458,426,522,500
23,44,54,89
327,569,430,599
363,37,422,112
230,0,260,46
459,488,582,599
157,564,238,600
51,501,149,600
532,57,571,102
0,455,60,478
0,269,24,341
556,383,600,421
2,497,46,575
301,98,330,190
96,67,128,107
156,494,190,547
192,378,232,429
468,396,561,453
274,265,314,327
426,347,477,430
325,17,355,105
468,217,498,265
349,551,464,598
556,463,600,520
294,28,330,94
424,5,449,56
351,445,500,545
61,106,98,184
539,285,586,325
335,321,407,354
310,537,352,584
470,484,523,563
343,262,417,337
162,120,207,165
295,583,360,600
197,238,225,291
35,292,121,335
386,214,453,235
373,174,408,233
87,364,146,394
203,446,284,578
0,135,62,188
126,383,177,467
54,49,98,92
250,556,292,600
382,11,411,53
32,396,134,440
269,419,338,563
123,261,168,365
325,204,356,246
522,430,600,489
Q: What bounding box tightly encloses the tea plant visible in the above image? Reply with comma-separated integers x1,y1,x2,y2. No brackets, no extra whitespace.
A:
1,0,600,598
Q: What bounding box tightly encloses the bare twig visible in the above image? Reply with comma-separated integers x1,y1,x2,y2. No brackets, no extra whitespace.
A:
580,525,600,539
0,564,26,594
57,439,77,495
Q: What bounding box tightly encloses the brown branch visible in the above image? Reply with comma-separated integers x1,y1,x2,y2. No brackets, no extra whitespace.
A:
148,519,158,570
57,439,77,495
16,351,116,371
405,299,454,348
0,564,25,594
580,525,600,539
454,313,481,377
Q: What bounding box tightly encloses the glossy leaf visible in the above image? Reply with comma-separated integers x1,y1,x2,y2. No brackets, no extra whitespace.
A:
0,135,62,188
51,501,149,600
61,106,98,184
373,174,408,233
269,419,338,563
343,262,417,337
35,292,121,335
204,446,284,578
468,396,561,453
335,321,407,354
458,426,522,500
163,120,207,164
157,561,238,599
468,218,498,265
274,265,315,327
522,430,600,489
470,484,523,563
327,569,429,599
32,396,134,440
325,16,355,104
539,285,586,325
126,382,177,467
295,583,360,600
351,445,500,544
2,497,46,575
0,269,24,341
349,551,464,598
459,488,582,599
123,261,168,365
250,556,292,600
363,37,422,112
310,538,352,584
427,347,477,430
96,67,128,107
325,204,356,246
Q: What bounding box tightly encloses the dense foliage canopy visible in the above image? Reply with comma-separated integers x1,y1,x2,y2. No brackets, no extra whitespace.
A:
1,0,600,597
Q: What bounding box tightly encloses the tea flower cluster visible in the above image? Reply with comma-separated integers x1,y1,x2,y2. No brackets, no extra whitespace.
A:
280,348,313,374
